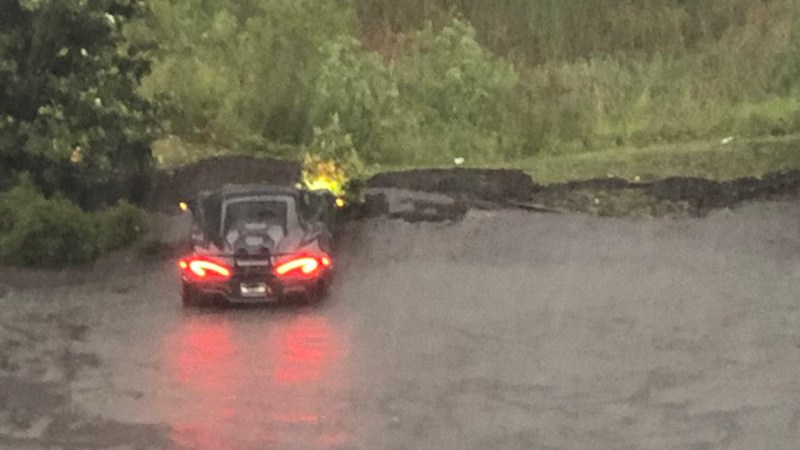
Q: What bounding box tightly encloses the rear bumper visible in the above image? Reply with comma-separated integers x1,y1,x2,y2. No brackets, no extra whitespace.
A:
182,272,328,303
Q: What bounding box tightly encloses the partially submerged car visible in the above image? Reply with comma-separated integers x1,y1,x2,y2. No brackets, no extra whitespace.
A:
178,184,338,306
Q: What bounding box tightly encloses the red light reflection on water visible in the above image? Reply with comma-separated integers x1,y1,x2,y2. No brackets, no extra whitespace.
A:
172,321,237,393
164,313,349,449
271,315,343,386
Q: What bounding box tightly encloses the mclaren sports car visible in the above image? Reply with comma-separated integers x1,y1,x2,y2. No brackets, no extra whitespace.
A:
177,184,338,306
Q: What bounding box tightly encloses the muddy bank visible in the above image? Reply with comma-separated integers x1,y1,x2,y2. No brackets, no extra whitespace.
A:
140,156,800,219
544,170,800,212
368,167,800,217
368,168,540,202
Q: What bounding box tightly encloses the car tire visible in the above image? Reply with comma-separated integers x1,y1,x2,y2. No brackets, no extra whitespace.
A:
305,279,329,304
181,283,203,307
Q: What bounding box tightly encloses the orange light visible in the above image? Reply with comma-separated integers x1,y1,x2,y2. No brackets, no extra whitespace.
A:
275,257,320,276
178,260,188,270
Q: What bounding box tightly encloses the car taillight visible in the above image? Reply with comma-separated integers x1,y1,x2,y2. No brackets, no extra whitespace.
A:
274,254,331,278
178,256,232,280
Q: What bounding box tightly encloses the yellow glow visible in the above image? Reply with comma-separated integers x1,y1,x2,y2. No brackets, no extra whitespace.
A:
302,154,347,197
335,198,345,208
305,177,342,194
179,201,189,212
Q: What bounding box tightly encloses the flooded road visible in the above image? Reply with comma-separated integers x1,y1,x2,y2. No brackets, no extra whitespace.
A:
58,267,355,449
2,201,800,449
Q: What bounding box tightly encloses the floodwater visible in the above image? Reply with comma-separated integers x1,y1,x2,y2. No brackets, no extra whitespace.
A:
1,201,800,449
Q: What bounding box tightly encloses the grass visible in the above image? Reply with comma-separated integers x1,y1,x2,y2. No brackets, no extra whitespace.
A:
519,135,800,184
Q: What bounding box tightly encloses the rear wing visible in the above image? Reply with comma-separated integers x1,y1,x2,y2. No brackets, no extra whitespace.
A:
193,252,315,269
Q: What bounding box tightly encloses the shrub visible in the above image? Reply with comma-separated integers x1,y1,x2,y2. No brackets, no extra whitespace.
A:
0,183,149,267
137,0,355,150
310,36,398,155
95,200,149,253
306,18,523,166
0,183,98,267
392,19,520,162
302,114,367,199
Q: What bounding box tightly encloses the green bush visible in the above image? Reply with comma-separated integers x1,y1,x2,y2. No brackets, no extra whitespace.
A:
0,183,148,267
95,200,149,253
0,183,98,267
390,19,520,163
310,35,398,155
309,18,520,165
135,0,355,150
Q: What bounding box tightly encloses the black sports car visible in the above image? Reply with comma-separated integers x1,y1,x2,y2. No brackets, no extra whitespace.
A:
178,184,338,306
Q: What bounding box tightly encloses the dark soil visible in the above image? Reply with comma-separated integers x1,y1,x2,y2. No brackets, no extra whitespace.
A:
368,168,541,202
641,171,800,210
540,170,800,215
387,200,471,223
368,167,800,216
141,156,800,218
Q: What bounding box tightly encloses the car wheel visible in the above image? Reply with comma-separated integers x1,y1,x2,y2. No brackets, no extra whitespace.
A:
305,279,329,304
181,283,202,307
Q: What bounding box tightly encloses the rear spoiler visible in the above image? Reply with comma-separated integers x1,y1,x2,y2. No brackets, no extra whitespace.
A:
206,252,297,258
194,252,319,268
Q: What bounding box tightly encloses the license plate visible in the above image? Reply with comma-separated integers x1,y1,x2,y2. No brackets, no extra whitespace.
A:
240,283,269,298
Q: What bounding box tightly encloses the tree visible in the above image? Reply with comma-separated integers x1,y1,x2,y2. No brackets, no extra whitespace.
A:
0,0,160,207
134,0,355,152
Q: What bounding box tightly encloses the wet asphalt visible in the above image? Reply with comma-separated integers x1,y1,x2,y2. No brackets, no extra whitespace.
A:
2,200,800,449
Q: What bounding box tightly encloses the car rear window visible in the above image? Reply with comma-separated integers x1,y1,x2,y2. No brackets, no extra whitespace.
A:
222,199,288,235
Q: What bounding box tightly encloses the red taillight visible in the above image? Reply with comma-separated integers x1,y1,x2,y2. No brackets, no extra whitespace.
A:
274,255,331,278
179,256,231,280
275,257,319,276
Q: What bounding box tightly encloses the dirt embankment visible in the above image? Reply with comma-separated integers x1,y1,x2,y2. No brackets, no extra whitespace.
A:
368,168,800,217
368,168,539,203
141,156,800,220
